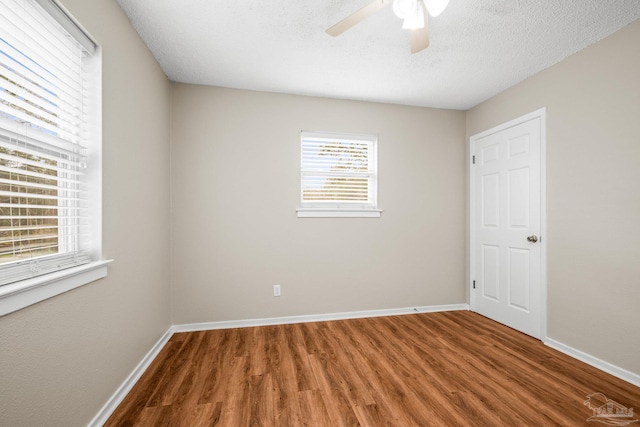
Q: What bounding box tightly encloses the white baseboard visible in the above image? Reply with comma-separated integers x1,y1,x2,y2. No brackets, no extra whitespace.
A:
544,337,640,387
172,303,470,333
88,328,173,427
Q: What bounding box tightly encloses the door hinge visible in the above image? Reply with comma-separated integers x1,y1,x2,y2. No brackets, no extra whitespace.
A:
472,155,476,164
473,280,476,289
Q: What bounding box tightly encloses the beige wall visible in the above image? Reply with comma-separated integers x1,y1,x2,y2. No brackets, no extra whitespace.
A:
171,85,467,324
0,0,172,425
467,20,640,374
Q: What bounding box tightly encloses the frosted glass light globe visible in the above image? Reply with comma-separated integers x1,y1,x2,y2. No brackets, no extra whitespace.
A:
393,0,418,19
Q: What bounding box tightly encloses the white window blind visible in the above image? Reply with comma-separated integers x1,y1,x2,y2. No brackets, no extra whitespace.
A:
299,131,380,217
0,0,96,286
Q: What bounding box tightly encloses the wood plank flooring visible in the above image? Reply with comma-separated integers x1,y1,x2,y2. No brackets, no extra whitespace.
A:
105,311,640,426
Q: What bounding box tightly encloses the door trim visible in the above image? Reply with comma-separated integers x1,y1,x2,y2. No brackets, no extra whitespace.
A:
469,108,547,340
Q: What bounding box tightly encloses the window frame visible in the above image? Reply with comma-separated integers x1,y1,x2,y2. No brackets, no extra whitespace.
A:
0,0,108,317
297,131,382,218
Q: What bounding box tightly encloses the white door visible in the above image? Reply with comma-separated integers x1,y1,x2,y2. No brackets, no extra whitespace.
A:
470,111,544,339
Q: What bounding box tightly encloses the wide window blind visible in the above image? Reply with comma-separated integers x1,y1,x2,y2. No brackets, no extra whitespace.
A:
0,0,95,285
301,132,377,207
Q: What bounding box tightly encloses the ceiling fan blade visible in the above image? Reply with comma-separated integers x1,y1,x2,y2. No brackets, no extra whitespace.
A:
326,0,391,37
410,3,429,53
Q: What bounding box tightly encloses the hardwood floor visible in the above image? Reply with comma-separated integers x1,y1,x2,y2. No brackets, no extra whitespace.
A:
105,311,640,426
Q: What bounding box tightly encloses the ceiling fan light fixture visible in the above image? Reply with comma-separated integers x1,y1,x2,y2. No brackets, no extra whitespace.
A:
402,4,424,30
325,0,431,54
423,0,449,17
393,0,418,20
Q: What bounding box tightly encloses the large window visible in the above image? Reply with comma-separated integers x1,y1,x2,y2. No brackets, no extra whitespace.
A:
297,131,381,218
0,0,105,315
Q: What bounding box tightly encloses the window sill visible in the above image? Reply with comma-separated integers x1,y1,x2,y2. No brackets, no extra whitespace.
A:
297,208,383,218
0,260,112,317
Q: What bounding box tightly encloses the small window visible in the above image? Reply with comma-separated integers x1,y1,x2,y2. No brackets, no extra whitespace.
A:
297,131,381,218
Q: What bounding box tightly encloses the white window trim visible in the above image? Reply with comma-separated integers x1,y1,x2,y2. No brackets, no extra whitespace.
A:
298,131,382,218
0,260,111,316
0,0,108,316
296,208,382,218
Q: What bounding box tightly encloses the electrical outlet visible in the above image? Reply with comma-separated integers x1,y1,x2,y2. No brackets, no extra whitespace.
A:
273,284,281,297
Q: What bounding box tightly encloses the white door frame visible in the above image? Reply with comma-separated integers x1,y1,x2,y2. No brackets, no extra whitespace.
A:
469,108,548,340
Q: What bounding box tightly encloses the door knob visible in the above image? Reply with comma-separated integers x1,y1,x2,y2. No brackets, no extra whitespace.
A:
527,235,538,243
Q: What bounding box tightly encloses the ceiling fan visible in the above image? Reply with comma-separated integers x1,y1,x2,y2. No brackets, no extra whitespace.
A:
326,0,450,54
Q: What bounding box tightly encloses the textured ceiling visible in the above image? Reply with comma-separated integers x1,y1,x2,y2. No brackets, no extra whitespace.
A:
115,0,640,110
